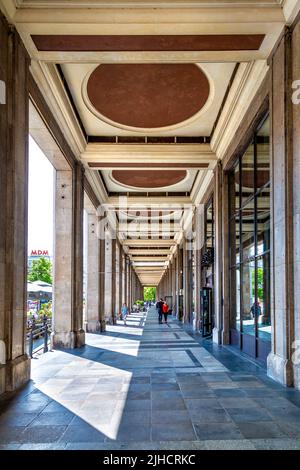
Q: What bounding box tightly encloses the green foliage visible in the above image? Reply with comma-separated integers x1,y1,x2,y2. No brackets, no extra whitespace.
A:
28,257,53,284
143,286,156,301
39,302,52,319
135,300,144,307
251,267,264,300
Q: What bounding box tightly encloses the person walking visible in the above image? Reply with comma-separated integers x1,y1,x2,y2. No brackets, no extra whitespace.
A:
163,301,169,323
122,303,129,326
156,298,164,324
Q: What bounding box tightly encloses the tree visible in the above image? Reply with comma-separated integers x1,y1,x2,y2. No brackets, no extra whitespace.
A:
28,257,53,284
144,287,156,301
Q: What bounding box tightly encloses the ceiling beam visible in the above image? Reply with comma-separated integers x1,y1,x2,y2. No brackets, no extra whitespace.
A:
128,249,171,255
83,143,216,169
122,239,177,246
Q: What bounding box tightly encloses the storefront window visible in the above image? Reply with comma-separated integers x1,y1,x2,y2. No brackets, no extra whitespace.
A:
229,115,271,359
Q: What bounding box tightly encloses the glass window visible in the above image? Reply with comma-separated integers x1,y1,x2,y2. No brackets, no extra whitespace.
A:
241,202,255,262
242,261,256,336
257,184,270,255
257,253,271,341
241,142,255,206
229,114,271,354
256,118,270,190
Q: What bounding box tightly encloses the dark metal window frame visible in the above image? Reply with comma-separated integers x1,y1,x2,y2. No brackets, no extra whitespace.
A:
229,114,270,350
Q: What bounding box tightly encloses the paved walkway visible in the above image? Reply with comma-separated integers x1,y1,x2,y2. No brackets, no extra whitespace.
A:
1,307,300,450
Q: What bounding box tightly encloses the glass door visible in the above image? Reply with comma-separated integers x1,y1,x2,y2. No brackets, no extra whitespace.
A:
229,116,271,363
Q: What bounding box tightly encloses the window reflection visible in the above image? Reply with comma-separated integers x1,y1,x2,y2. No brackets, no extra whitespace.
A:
229,115,271,354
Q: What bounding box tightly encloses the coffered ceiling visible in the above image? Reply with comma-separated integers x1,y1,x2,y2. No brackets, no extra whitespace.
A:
2,0,298,286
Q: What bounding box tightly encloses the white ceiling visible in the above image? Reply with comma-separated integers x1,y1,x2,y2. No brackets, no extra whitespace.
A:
61,62,236,136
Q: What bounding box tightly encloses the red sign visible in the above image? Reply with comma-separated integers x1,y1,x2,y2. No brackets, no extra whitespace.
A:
31,250,49,256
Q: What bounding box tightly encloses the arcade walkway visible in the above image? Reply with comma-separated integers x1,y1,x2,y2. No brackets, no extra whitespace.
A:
1,308,300,450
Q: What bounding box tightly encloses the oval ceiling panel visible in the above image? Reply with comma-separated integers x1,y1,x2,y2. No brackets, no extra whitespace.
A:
86,64,210,129
112,170,187,188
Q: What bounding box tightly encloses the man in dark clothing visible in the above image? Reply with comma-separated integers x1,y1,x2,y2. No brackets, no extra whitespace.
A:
156,298,164,324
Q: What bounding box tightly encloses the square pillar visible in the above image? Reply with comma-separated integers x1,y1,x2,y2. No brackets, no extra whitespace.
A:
292,20,300,390
85,212,101,333
104,230,113,323
51,163,85,349
267,32,294,386
0,18,31,393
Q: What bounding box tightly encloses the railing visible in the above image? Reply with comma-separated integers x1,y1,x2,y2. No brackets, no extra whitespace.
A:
26,317,52,358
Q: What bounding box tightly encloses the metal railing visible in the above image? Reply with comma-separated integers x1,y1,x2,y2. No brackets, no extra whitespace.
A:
26,316,52,358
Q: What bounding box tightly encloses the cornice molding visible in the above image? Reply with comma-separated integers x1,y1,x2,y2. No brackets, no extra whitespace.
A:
211,60,269,160
0,0,16,20
30,60,86,159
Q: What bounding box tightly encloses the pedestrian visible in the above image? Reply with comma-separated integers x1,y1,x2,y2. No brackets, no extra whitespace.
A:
163,301,169,323
156,298,164,324
122,303,129,326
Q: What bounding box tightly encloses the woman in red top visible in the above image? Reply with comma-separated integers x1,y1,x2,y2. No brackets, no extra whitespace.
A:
162,302,169,323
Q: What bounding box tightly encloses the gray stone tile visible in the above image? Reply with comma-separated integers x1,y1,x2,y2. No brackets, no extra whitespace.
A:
126,391,151,400
237,422,288,439
152,422,196,441
226,407,273,423
122,400,151,412
194,423,243,441
116,424,151,442
20,425,68,443
0,427,27,444
152,398,187,411
218,397,260,409
152,409,192,424
29,411,75,426
185,398,221,412
190,408,232,424
151,383,180,391
151,390,183,400
59,425,106,443
0,412,37,427
214,389,247,398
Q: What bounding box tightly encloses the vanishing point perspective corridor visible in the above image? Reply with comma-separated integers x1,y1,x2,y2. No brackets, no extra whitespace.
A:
1,307,300,450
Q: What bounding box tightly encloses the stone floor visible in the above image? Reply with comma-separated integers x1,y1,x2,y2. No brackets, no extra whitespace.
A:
1,307,300,450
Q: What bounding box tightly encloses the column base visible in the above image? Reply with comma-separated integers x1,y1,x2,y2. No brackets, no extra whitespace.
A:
0,355,31,394
51,329,85,349
293,363,300,391
213,327,221,345
267,352,294,387
100,320,106,332
85,320,101,333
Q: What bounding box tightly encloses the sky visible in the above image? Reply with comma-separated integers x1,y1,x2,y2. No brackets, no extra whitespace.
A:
28,135,54,257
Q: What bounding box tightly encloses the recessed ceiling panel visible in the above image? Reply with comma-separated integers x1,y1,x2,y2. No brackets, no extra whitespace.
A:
32,34,265,52
85,64,210,129
112,170,187,188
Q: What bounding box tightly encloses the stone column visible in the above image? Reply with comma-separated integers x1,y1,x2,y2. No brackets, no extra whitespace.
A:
121,253,126,305
183,239,192,323
267,31,294,386
292,19,300,390
99,237,106,331
52,163,85,349
194,207,203,332
0,17,31,394
104,230,113,324
111,239,116,324
213,162,229,344
118,243,123,317
85,212,101,333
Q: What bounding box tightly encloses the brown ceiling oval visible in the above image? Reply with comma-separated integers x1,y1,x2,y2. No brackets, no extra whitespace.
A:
112,170,187,188
86,64,210,128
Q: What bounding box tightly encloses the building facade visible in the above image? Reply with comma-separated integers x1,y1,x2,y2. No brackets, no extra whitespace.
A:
0,1,300,397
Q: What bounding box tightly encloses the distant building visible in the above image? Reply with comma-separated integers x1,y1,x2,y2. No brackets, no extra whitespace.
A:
28,249,52,271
